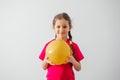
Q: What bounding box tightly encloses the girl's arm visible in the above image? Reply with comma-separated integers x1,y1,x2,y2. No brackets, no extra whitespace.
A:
68,56,81,71
42,58,49,70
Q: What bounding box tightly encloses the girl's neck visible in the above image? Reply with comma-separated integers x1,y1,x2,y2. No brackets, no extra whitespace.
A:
55,37,68,41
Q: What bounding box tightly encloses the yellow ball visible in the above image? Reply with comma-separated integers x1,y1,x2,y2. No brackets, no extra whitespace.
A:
46,39,71,65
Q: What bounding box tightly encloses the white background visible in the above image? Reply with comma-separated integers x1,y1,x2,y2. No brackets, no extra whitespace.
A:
0,0,120,80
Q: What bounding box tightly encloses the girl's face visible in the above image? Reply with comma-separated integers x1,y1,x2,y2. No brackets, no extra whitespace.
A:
53,18,71,40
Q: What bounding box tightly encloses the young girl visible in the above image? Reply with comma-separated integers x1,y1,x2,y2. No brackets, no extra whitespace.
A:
39,12,84,80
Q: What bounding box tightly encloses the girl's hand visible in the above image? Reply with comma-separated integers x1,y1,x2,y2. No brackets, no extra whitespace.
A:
67,55,76,64
42,56,55,70
44,56,55,65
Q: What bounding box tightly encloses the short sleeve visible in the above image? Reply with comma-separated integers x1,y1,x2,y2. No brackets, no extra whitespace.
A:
39,44,47,60
72,42,84,62
39,41,52,60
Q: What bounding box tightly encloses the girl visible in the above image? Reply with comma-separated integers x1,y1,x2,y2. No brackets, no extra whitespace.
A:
39,12,84,80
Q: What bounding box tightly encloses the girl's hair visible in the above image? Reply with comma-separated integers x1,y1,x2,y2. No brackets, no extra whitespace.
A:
52,12,74,55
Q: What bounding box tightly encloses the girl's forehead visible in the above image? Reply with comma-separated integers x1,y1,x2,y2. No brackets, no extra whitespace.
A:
55,19,69,24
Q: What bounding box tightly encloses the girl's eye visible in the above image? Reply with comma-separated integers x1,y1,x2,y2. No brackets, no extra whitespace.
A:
63,26,67,28
57,26,60,28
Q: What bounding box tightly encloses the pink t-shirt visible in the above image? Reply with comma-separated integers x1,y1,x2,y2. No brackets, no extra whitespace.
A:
39,39,84,80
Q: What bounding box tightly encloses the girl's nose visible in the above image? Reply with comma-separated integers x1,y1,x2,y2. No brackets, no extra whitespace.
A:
60,27,64,31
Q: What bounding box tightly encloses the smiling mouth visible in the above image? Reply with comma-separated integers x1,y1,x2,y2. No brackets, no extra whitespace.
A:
61,33,64,34
60,32,65,34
